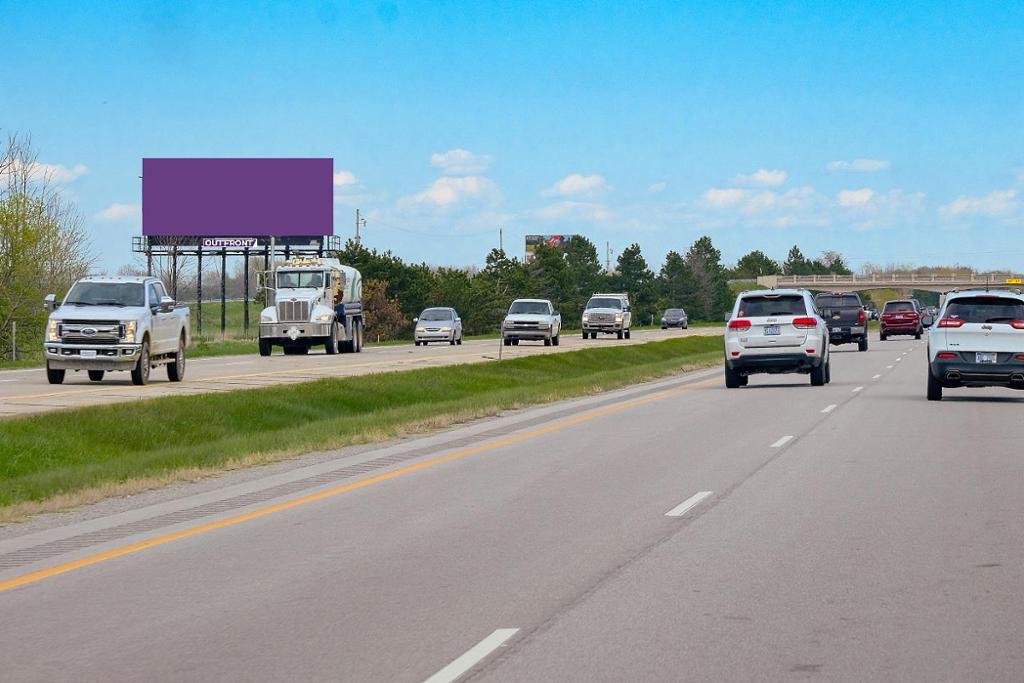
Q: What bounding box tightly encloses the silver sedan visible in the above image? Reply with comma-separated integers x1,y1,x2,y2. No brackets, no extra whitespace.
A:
414,307,464,346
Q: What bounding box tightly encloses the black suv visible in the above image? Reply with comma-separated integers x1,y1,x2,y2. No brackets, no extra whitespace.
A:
814,292,869,352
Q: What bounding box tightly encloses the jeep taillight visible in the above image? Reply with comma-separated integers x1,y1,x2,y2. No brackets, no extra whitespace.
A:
1011,320,1024,330
728,319,751,331
938,318,964,328
792,317,817,329
936,352,957,359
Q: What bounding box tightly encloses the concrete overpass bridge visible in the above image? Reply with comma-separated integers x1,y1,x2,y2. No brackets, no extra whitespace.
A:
755,273,1024,294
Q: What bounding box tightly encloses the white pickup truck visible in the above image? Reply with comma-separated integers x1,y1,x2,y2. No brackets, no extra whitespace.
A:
502,298,561,346
43,276,191,385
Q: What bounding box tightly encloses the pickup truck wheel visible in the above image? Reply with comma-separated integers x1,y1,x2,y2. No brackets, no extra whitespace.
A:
810,360,826,386
544,338,552,347
616,330,624,340
724,365,742,389
355,321,364,352
167,338,186,382
927,368,943,401
512,339,520,346
88,370,105,382
503,339,511,347
325,322,338,355
46,363,65,385
131,342,150,386
624,329,631,339
258,339,272,356
858,338,868,352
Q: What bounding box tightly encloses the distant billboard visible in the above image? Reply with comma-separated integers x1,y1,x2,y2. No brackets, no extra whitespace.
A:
525,234,574,263
142,158,333,238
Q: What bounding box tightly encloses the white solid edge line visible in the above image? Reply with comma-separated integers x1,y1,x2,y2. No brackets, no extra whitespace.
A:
886,365,893,369
872,374,881,379
895,358,902,362
424,629,520,683
821,404,837,414
852,386,864,393
665,490,714,517
771,435,793,448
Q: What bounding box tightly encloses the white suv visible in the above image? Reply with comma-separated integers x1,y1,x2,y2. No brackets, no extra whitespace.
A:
927,290,1024,401
724,289,831,388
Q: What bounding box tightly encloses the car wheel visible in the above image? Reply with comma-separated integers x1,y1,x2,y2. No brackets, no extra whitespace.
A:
927,368,943,401
725,364,742,389
503,339,511,347
167,336,186,381
512,339,520,346
88,370,105,382
858,338,868,352
661,325,667,330
46,363,65,385
258,339,272,356
880,333,887,341
450,335,456,345
456,335,462,345
131,341,150,386
825,359,832,384
810,360,826,386
915,332,922,340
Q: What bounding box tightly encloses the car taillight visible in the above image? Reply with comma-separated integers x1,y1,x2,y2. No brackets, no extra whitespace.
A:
792,317,817,329
1011,321,1024,330
858,310,866,325
908,312,919,319
938,318,964,328
1015,354,1024,361
936,352,957,359
728,319,751,331
805,348,816,354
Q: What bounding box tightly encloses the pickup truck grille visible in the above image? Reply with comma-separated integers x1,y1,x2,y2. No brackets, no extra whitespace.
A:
59,321,124,344
588,313,616,323
278,300,310,323
63,336,119,345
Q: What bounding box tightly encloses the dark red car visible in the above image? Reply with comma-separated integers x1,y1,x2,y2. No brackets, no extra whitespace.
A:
880,299,923,340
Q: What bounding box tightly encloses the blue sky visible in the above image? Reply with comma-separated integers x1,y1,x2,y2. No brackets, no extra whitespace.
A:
2,1,1023,272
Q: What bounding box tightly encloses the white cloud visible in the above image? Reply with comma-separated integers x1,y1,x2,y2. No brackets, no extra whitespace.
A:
333,170,357,187
734,168,787,187
402,175,497,207
430,149,493,175
95,202,140,221
543,173,608,197
827,159,891,173
534,200,612,222
12,160,89,183
702,187,747,207
647,181,667,194
941,189,1018,218
837,188,875,207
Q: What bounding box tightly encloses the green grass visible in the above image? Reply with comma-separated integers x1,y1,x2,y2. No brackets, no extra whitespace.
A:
0,336,723,516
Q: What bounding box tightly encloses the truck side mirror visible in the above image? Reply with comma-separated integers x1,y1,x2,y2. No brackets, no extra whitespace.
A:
159,296,175,313
44,294,57,312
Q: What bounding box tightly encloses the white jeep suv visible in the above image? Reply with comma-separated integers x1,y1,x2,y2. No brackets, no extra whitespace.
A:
927,290,1024,401
724,289,831,388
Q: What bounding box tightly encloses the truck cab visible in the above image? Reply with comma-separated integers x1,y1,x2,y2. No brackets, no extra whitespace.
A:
258,257,364,355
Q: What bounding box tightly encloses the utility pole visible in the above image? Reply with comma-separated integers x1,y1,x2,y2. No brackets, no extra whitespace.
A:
355,209,366,244
499,226,503,253
606,241,612,273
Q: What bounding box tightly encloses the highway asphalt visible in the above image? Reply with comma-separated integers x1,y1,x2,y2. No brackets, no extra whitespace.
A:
2,333,1023,681
0,327,718,418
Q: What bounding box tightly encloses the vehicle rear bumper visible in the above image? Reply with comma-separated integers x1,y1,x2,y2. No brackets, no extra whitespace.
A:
44,343,142,370
828,326,867,343
726,352,823,374
881,324,920,335
929,360,1024,388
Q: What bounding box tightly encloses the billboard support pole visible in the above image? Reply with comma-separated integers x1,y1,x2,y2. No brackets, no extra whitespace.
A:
243,247,250,337
220,249,227,337
146,246,153,277
171,246,178,300
196,247,203,336
269,236,276,309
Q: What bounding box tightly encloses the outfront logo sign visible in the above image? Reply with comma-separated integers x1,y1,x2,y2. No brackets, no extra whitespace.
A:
201,237,258,248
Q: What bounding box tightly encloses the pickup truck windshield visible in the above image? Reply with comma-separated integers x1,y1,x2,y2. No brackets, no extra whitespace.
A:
738,295,806,317
586,297,622,310
64,282,145,307
509,302,550,315
277,271,324,289
944,297,1024,323
420,308,452,321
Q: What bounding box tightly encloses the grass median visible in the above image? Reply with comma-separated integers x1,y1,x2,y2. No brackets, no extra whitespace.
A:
0,335,723,520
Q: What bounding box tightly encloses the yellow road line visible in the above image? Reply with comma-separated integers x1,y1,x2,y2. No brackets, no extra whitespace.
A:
0,377,715,593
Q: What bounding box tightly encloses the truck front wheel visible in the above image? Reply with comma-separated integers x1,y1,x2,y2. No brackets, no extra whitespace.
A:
46,363,65,385
258,339,272,356
624,329,631,339
131,342,150,386
325,322,338,355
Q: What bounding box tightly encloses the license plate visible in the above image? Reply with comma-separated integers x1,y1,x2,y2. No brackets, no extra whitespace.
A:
80,350,97,358
976,352,997,364
764,325,780,335
832,326,843,333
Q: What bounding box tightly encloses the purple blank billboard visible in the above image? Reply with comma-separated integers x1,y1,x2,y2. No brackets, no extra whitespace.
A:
142,158,333,237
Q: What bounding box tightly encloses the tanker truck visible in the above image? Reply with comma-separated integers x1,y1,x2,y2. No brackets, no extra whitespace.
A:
258,257,364,356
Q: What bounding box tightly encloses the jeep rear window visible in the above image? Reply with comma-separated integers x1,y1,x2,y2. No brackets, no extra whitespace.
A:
814,295,860,307
884,301,915,313
737,295,806,317
944,297,1024,324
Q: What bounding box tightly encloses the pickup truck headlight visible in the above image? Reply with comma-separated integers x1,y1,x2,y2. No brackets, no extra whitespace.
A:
122,320,137,343
582,314,590,322
614,314,623,322
47,319,59,341
314,313,333,322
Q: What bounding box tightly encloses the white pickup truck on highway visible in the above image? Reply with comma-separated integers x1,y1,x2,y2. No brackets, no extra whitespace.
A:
502,299,561,346
43,276,190,386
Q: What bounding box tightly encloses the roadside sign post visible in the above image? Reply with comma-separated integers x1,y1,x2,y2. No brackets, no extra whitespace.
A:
11,321,15,362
